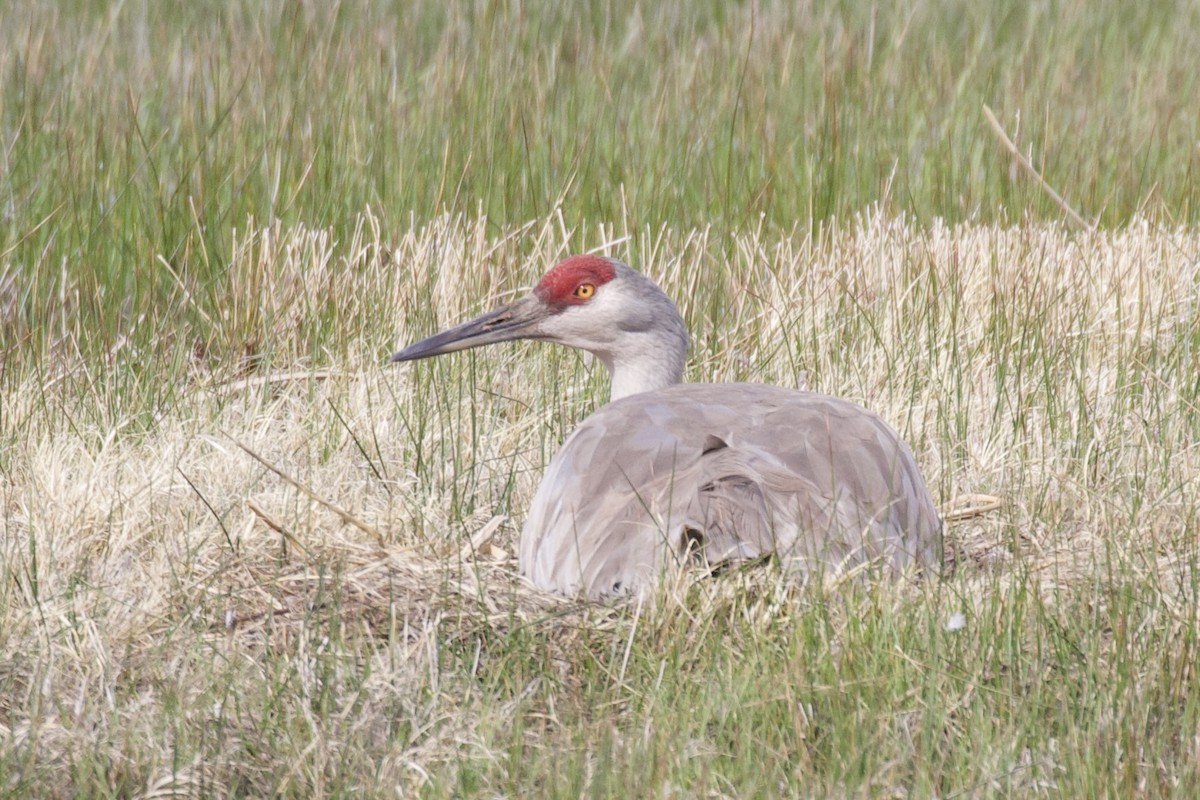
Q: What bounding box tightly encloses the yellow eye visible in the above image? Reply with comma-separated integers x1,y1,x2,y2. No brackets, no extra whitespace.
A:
573,283,596,299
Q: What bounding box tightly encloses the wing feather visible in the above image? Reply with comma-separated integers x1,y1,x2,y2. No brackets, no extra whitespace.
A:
520,383,941,598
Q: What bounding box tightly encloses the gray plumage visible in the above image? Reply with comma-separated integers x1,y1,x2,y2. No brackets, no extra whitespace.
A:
392,255,941,598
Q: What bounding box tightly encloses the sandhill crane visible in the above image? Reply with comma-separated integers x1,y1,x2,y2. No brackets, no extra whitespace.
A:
391,255,942,598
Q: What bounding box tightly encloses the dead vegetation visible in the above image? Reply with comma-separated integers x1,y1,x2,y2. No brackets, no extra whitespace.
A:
3,214,1199,796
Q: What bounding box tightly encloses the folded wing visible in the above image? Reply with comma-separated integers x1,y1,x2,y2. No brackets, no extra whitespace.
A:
519,383,942,598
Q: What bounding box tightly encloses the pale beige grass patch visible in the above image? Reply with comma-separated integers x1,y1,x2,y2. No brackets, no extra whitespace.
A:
3,212,1198,791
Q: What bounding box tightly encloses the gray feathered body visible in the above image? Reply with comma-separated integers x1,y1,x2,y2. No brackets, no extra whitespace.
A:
390,254,941,599
519,383,942,598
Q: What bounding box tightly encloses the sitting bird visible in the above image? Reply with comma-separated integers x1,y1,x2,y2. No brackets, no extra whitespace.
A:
391,255,942,598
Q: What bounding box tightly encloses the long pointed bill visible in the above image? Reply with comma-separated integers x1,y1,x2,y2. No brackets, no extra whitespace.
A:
390,295,549,363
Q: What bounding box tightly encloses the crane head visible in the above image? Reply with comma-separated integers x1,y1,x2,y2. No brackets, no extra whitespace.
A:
391,254,688,399
389,255,621,363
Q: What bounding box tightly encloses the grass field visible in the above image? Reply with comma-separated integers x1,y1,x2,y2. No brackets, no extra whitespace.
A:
3,1,1200,797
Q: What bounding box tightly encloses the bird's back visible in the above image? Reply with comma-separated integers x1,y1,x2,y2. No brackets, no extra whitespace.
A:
519,383,941,598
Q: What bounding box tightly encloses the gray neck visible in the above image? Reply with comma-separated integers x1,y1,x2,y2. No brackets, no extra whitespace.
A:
588,260,690,402
608,350,685,401
603,311,689,401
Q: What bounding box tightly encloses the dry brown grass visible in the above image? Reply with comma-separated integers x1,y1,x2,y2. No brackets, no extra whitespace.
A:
3,213,1199,796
